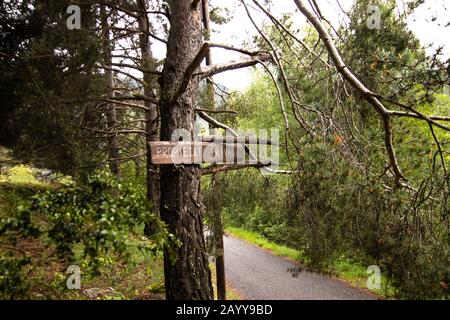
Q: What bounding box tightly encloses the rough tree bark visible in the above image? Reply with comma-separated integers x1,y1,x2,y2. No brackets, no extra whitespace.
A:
100,4,120,177
136,0,160,226
159,0,213,300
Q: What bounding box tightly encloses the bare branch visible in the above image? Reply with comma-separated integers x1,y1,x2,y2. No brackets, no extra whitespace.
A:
199,135,279,146
80,127,147,136
101,98,148,111
428,123,447,174
112,27,167,44
194,108,238,115
198,111,291,174
208,42,264,56
201,163,269,175
382,98,450,131
110,62,162,75
251,0,331,68
198,54,270,79
98,64,146,85
173,42,210,101
389,111,450,123
106,93,159,105
293,0,405,182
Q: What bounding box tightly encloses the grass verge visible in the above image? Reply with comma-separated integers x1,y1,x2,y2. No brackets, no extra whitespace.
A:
225,226,394,299
225,226,301,261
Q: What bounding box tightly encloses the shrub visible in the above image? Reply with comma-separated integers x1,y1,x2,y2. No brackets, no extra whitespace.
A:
1,171,175,273
0,253,30,299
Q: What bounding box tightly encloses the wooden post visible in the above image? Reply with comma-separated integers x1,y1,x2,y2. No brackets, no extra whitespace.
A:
214,198,226,301
202,0,226,301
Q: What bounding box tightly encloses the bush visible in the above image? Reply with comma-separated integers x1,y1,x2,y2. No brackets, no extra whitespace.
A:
205,140,449,298
1,171,175,272
0,253,30,299
288,142,450,299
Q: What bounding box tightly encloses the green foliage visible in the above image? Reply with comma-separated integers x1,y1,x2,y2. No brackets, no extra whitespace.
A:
210,132,449,298
209,6,232,25
204,62,449,298
226,227,301,261
203,169,292,245
289,140,449,298
205,0,449,299
0,0,112,175
1,172,175,273
1,165,39,186
0,253,31,299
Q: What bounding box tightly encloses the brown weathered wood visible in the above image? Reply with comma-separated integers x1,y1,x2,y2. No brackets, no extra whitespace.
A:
200,135,279,146
159,0,213,300
149,141,246,165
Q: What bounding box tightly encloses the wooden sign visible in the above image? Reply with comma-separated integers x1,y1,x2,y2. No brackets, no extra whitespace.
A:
149,141,246,165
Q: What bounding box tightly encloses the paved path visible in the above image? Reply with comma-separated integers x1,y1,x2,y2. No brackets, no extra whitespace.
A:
224,235,378,300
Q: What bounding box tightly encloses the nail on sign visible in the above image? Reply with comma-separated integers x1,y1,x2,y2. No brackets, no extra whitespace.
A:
149,141,245,165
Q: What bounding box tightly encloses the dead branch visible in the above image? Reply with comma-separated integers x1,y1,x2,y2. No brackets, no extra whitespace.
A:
199,135,279,146
198,110,292,174
80,127,147,136
251,0,331,68
110,62,162,76
98,64,146,85
198,54,271,79
173,42,211,102
293,0,405,182
208,42,264,56
194,108,238,115
101,98,149,111
201,163,269,175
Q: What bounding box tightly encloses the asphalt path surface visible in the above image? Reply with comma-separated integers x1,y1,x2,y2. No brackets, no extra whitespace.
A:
223,234,378,300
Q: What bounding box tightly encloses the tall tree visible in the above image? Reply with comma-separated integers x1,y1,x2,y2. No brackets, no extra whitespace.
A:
159,0,213,300
100,4,121,177
136,0,161,227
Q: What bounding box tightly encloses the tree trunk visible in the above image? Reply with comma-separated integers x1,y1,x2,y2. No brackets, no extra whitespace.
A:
100,4,120,178
159,0,213,300
136,0,160,224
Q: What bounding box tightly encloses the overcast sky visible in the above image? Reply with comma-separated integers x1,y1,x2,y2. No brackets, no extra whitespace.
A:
152,0,449,91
